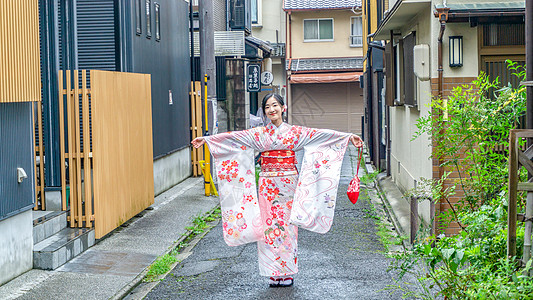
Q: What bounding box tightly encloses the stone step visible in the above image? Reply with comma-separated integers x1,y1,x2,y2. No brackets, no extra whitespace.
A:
33,211,68,245
33,227,95,270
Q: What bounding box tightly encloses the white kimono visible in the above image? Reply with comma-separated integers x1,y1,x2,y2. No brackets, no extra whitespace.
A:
205,122,351,276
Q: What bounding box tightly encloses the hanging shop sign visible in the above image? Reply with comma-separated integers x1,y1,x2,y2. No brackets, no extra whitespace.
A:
247,63,261,92
260,71,274,86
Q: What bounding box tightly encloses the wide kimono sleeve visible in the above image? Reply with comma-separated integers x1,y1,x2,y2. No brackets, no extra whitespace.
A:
204,129,264,246
289,128,352,234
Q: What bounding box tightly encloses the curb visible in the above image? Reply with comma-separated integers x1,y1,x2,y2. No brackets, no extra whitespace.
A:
109,205,221,300
361,152,409,250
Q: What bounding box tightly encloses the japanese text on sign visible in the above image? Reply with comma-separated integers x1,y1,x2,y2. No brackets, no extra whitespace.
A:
247,64,261,92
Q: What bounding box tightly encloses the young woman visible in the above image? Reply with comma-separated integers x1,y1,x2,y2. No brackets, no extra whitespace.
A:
192,93,363,287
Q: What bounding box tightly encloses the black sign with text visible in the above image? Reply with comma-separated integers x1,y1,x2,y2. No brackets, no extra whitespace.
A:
247,64,261,92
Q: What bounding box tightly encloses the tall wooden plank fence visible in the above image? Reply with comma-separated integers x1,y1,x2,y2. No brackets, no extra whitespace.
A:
58,70,154,238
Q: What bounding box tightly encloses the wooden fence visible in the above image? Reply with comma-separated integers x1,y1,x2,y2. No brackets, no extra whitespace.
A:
0,0,40,103
58,70,154,238
507,129,533,264
190,81,203,176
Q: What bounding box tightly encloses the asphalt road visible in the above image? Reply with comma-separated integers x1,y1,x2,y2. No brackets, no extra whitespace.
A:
143,179,417,300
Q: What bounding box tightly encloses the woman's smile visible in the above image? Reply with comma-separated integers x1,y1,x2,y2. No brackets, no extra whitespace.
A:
264,97,283,126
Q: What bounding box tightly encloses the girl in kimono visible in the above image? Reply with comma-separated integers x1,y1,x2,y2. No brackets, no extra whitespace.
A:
191,93,363,287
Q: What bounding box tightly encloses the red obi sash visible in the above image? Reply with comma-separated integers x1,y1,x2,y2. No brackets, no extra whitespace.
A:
260,150,297,172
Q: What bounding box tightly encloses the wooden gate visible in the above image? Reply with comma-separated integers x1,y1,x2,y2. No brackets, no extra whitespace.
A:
507,129,533,264
58,70,94,227
58,70,154,238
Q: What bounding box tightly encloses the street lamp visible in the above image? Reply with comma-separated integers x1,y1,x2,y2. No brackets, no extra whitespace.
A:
449,36,463,67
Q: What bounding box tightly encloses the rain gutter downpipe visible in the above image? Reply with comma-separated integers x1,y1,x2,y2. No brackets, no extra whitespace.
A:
435,7,449,109
434,6,449,237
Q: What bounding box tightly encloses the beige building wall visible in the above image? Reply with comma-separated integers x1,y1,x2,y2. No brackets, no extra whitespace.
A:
251,0,287,106
389,7,432,191
290,10,364,58
430,22,479,79
252,0,286,43
388,8,433,224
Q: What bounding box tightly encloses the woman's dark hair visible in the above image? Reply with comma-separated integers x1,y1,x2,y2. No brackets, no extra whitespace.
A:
261,93,285,115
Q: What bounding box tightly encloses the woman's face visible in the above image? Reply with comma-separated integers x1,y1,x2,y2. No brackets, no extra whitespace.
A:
264,97,283,124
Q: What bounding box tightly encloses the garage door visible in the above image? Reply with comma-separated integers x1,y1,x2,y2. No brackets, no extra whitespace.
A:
290,82,363,135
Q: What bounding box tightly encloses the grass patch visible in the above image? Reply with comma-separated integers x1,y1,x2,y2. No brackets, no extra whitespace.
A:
144,207,222,282
177,207,221,252
376,220,406,254
144,250,179,282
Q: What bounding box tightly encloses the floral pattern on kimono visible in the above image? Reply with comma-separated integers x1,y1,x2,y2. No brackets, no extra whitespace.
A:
205,122,351,246
257,173,299,276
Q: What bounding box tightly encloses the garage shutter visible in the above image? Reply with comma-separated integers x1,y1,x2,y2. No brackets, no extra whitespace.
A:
291,83,364,134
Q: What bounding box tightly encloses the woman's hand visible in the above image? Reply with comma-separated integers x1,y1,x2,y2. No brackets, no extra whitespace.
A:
191,137,206,148
350,135,363,148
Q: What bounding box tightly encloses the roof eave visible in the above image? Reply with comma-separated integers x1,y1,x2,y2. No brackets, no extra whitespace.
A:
283,7,361,12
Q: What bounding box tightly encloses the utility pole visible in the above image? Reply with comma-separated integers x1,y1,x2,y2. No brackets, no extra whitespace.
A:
198,0,217,135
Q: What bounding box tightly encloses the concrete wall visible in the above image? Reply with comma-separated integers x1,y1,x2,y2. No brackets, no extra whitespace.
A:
153,147,192,196
252,0,285,43
290,9,364,58
0,210,33,285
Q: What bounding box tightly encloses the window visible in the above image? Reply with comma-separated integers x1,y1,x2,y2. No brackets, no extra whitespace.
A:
146,0,151,38
402,32,416,107
136,0,142,35
251,0,262,26
155,3,160,41
304,19,333,41
350,17,362,47
251,0,258,24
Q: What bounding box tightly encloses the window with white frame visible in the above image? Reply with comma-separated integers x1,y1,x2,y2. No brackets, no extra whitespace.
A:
350,17,362,47
251,0,262,26
304,19,333,41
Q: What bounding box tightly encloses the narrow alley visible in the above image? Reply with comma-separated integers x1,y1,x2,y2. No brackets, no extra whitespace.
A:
138,147,417,299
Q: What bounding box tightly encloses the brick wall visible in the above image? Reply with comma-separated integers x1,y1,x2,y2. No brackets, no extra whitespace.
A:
430,76,477,236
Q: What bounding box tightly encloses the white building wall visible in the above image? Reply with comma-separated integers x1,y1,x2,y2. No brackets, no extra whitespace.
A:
390,7,432,193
